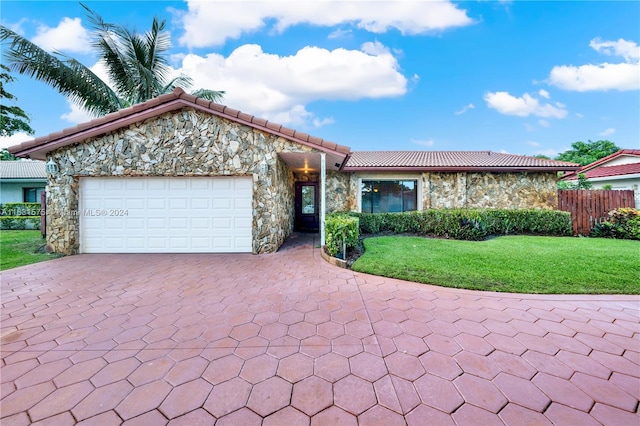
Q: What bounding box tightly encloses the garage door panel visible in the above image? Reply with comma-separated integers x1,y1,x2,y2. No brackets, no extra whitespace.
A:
80,177,253,253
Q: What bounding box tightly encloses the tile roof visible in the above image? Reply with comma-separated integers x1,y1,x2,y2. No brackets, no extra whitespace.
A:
0,160,47,179
8,88,350,161
562,149,640,180
564,163,640,180
344,151,580,172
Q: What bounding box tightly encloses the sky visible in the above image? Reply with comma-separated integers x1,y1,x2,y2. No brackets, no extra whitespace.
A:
1,0,639,157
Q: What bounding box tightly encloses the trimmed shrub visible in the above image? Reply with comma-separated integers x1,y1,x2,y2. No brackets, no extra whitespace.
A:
592,208,640,240
345,208,572,241
1,202,43,217
0,216,41,230
325,214,360,257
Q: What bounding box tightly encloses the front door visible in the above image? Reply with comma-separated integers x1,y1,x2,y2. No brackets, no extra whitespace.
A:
295,182,319,232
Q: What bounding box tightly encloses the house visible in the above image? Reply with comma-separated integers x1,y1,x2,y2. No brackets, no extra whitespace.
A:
562,149,640,208
0,160,47,204
8,88,579,255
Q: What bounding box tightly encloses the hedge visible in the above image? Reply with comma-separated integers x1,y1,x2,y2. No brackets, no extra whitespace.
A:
592,208,640,240
1,202,43,217
342,209,572,241
325,214,359,257
0,216,41,230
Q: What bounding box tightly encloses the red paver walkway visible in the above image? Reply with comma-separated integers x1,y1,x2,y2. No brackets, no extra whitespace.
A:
1,233,638,425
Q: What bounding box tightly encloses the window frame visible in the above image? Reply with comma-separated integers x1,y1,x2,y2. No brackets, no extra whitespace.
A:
23,187,44,203
357,174,422,213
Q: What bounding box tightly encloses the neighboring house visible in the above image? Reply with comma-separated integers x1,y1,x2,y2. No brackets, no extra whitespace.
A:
9,88,579,255
562,149,640,208
0,160,47,204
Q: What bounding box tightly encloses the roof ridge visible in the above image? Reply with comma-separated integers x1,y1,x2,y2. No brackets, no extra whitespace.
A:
9,87,349,159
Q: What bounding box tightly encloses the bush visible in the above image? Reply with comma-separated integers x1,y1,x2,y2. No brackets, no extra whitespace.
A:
0,216,41,230
1,202,43,216
325,214,359,257
344,209,572,241
592,208,640,240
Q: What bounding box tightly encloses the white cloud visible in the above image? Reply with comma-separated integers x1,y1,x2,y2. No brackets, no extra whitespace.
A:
538,89,550,99
0,132,32,150
527,141,540,147
454,103,475,115
179,0,473,47
575,112,584,118
599,127,616,137
178,42,408,126
538,119,550,128
328,28,352,39
484,91,568,118
60,100,95,124
411,138,434,147
590,38,640,62
548,38,640,92
31,17,91,53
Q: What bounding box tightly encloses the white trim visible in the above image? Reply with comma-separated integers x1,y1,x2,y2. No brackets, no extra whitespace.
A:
356,173,423,213
579,173,640,183
320,153,326,247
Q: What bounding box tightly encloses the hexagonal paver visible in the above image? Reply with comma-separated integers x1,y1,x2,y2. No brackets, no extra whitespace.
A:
165,356,209,386
359,405,405,425
278,353,314,383
240,353,279,384
264,406,310,426
247,376,292,416
72,380,133,421
28,381,95,422
115,380,172,420
229,323,261,341
495,372,553,412
127,357,175,386
453,374,507,413
204,377,252,417
350,352,388,382
405,404,455,426
216,407,262,425
414,374,464,414
333,375,377,415
384,352,425,381
291,376,333,416
393,334,429,356
452,403,503,426
201,354,244,385
159,379,213,419
424,333,462,356
314,352,351,383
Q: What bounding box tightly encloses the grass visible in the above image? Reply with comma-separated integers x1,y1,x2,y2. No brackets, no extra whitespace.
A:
351,235,640,294
0,230,63,271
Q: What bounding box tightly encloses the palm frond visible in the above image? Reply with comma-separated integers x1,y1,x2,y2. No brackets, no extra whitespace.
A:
0,25,122,116
190,88,225,103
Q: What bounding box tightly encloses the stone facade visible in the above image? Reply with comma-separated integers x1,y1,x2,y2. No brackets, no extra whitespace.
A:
329,171,559,213
46,108,317,254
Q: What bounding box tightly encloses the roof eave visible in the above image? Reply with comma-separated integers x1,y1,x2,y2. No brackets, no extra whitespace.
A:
9,96,350,160
342,166,580,173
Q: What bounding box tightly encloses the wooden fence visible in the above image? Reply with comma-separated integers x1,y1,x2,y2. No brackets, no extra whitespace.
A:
557,190,636,236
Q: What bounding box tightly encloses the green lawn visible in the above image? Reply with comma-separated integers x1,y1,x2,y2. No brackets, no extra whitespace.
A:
0,231,63,271
352,236,640,294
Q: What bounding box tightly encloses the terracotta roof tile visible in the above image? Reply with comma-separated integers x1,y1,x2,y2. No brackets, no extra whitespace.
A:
0,160,47,179
345,151,579,171
564,163,640,180
561,149,640,180
8,88,350,160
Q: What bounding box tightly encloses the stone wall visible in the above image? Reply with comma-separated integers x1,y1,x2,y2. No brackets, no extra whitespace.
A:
46,107,319,254
331,171,559,213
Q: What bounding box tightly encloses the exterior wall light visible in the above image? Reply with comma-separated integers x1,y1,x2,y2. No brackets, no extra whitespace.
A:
46,158,59,174
260,161,268,175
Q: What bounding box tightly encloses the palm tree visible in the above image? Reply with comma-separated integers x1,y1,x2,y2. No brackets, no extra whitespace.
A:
0,4,223,117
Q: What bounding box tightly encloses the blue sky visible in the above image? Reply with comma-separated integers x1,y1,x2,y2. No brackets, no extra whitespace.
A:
1,0,639,157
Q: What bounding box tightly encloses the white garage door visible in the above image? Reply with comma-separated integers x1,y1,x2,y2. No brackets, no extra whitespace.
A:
79,177,252,253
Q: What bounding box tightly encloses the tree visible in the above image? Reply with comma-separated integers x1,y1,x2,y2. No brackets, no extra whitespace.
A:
555,140,620,166
533,154,551,160
1,64,34,160
0,64,34,137
0,4,223,118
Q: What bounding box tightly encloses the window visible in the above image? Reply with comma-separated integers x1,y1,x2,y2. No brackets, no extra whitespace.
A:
23,187,44,203
361,180,417,213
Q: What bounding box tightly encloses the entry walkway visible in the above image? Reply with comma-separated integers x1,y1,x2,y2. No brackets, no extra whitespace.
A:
1,233,638,424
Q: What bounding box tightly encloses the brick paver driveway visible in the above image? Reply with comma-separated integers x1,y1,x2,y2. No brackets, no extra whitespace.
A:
1,234,638,425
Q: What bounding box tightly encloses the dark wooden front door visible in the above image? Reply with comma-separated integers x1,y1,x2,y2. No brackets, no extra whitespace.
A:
295,182,319,232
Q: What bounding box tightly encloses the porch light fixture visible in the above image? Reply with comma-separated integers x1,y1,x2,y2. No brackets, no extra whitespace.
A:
46,158,59,174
